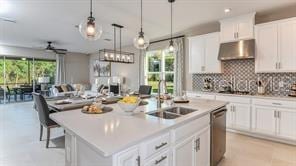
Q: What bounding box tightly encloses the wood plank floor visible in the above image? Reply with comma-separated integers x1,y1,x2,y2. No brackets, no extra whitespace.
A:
0,102,295,166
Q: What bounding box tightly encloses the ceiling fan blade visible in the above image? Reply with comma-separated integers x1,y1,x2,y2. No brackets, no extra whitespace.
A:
55,48,67,52
0,17,16,23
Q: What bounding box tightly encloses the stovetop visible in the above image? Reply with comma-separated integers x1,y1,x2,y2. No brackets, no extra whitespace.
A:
218,91,251,95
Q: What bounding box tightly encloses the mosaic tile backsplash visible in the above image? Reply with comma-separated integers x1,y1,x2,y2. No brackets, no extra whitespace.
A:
192,59,296,96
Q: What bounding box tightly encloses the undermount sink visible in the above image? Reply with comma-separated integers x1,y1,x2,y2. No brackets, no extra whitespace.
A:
163,107,197,115
147,107,198,119
148,111,181,119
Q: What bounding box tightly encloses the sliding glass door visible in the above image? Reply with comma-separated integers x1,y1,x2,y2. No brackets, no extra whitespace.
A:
0,56,56,104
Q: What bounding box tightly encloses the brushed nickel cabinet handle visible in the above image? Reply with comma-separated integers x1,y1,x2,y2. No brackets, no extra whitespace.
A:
155,156,167,165
136,156,140,166
272,103,282,106
155,142,168,150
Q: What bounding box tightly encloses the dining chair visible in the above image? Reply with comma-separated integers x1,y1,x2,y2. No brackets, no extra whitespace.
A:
32,92,59,148
22,87,33,101
139,85,152,95
6,86,16,102
0,88,4,104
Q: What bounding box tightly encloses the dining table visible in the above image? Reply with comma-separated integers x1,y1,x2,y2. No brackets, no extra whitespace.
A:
46,96,95,112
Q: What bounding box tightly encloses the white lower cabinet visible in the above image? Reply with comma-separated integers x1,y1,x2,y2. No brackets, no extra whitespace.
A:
115,147,140,166
232,103,251,130
276,108,296,140
173,134,195,166
252,100,296,141
195,127,211,166
173,127,210,166
252,105,276,135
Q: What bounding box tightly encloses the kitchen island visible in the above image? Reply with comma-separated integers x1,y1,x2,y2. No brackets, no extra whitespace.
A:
50,98,227,166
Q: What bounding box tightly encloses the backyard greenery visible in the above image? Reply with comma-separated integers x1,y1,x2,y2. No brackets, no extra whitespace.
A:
0,57,56,88
146,50,175,94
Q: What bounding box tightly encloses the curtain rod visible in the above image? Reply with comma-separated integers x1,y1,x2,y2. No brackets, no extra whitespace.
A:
150,35,185,44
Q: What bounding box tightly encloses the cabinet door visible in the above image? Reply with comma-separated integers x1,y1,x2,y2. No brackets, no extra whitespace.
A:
195,127,210,166
278,20,296,72
232,103,251,131
237,16,254,40
116,147,139,166
204,32,222,73
173,135,195,166
252,106,276,136
255,24,278,73
226,104,233,128
277,108,296,140
220,19,237,43
189,36,205,73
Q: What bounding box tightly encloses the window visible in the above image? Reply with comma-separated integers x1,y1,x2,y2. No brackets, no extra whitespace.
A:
145,50,175,94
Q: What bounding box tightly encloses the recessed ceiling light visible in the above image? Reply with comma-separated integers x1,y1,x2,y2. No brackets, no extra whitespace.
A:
0,0,10,14
224,8,231,13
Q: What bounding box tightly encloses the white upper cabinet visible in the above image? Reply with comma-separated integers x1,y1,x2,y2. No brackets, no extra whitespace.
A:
189,35,205,74
255,23,278,72
255,17,296,73
278,20,296,72
188,32,222,74
220,13,256,43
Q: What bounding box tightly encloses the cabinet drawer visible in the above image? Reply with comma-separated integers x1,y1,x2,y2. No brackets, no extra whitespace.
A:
216,95,251,104
187,92,215,100
172,114,210,143
252,98,296,109
141,132,170,159
144,150,170,166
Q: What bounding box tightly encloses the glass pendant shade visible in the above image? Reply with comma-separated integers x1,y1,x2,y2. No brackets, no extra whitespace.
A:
79,17,103,41
167,40,176,53
133,31,150,49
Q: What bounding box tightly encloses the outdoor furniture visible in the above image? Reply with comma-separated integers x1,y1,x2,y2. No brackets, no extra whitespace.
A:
22,87,33,101
0,88,4,104
139,85,152,95
32,92,59,148
6,86,16,102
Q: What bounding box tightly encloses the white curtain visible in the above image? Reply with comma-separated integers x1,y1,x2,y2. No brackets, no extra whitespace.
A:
55,54,66,85
139,49,146,86
173,38,185,96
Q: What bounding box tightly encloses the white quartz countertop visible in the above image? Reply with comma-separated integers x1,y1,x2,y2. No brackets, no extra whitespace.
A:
187,91,296,101
50,98,227,157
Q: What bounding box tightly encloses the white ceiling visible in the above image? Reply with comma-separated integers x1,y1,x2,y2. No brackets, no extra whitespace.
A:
0,0,295,54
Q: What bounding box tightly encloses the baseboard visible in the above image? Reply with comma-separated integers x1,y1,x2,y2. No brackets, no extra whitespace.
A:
226,128,296,146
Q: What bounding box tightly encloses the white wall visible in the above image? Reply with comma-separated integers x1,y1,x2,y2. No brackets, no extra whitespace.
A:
0,45,90,84
64,52,90,84
89,46,140,91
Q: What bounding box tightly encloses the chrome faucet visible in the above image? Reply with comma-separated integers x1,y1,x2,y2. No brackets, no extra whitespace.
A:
157,79,168,108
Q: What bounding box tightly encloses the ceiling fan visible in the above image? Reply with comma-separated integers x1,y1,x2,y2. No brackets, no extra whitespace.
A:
0,17,16,23
45,41,67,54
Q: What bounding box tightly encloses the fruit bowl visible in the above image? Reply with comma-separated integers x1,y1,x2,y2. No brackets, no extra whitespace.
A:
118,96,141,113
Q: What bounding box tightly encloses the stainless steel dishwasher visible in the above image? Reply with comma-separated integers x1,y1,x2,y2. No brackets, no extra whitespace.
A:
211,106,227,166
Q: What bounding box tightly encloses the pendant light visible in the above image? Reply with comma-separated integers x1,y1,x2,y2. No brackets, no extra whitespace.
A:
79,0,103,41
134,0,150,49
168,0,175,53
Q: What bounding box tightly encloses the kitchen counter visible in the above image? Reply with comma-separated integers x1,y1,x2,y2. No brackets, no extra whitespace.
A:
187,90,296,101
50,98,227,157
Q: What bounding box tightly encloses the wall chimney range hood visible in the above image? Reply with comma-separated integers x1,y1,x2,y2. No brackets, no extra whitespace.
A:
218,39,255,60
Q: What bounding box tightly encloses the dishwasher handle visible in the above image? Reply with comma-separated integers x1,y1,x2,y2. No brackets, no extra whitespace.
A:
213,109,227,119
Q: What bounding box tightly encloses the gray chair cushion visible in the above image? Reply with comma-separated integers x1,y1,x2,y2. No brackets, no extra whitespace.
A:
33,93,57,127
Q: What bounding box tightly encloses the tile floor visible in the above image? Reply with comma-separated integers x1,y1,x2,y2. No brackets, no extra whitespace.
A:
0,102,295,166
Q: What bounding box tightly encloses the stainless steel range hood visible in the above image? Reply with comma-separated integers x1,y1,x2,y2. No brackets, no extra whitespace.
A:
218,39,255,60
